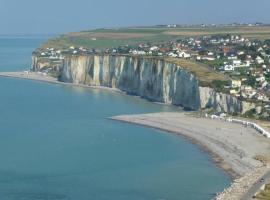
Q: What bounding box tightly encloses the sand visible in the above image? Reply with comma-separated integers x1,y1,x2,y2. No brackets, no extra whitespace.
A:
111,112,270,177
110,112,270,199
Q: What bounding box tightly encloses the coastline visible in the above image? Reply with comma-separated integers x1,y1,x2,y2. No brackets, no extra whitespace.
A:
0,71,123,93
1,71,270,199
110,115,240,179
110,112,270,199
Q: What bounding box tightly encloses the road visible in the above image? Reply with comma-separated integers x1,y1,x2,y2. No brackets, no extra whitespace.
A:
242,169,270,200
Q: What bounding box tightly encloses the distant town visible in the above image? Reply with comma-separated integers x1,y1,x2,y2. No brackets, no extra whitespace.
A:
35,30,270,118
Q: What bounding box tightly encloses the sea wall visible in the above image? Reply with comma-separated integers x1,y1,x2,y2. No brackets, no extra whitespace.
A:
32,55,255,113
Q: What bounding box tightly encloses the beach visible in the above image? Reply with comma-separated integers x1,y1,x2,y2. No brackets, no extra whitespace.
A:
110,112,270,199
0,71,122,92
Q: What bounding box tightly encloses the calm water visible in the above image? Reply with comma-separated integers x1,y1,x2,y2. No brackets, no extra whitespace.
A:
0,36,230,200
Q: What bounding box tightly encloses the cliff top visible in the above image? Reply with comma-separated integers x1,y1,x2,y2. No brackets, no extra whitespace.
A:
164,58,230,87
41,26,270,49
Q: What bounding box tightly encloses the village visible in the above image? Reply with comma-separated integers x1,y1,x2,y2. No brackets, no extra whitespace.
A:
35,34,270,119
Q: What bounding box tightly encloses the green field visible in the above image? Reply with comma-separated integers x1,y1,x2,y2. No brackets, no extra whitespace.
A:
41,26,270,49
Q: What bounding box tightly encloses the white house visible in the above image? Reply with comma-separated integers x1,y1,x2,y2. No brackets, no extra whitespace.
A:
178,51,191,58
224,65,234,71
256,76,266,82
228,55,238,60
202,56,215,61
232,60,242,67
256,56,264,64
150,46,159,51
168,52,178,57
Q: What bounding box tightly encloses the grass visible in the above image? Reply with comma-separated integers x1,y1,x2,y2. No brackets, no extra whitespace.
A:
41,26,270,49
164,57,230,87
256,184,270,200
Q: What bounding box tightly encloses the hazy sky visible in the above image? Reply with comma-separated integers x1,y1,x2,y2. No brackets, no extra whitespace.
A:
1,0,269,35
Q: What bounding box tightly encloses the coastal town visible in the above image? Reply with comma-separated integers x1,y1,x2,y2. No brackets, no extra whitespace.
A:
35,33,270,120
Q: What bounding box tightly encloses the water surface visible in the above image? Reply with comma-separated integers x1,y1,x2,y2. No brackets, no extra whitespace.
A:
0,36,230,200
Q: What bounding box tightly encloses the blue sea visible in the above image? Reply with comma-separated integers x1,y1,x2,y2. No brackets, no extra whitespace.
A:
0,36,230,200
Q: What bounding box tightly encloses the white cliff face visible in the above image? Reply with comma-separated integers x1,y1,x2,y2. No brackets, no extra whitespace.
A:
199,87,255,114
32,55,255,114
60,55,201,110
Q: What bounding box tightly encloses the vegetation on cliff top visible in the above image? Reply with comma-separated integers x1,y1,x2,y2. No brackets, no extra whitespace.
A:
41,26,270,49
256,183,270,199
165,57,229,87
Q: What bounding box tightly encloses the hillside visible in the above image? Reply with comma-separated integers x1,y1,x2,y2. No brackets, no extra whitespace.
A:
41,26,270,49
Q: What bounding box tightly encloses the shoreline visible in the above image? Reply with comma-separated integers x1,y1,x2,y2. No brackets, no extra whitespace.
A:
1,71,270,198
110,116,239,179
110,112,270,199
0,71,123,93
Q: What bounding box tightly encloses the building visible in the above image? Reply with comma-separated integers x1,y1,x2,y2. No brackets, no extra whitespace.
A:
256,56,264,64
231,80,242,88
224,65,234,71
178,51,191,58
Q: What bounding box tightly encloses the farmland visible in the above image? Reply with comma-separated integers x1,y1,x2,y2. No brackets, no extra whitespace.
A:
41,26,270,49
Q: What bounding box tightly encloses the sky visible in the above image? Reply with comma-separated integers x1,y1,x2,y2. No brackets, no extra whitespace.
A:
0,0,270,35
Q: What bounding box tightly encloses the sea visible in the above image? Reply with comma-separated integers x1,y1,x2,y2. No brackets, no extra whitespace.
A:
0,36,230,200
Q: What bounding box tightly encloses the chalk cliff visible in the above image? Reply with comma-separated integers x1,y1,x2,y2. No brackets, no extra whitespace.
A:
32,55,255,114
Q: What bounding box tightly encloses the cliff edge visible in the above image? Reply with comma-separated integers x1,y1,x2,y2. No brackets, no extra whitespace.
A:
32,54,255,114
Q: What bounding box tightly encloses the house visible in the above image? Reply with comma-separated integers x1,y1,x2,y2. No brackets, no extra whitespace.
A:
257,47,264,52
168,52,178,57
230,89,239,95
228,55,238,60
202,56,215,61
207,51,214,56
256,56,264,64
244,60,251,67
132,50,146,55
178,51,191,58
237,51,245,55
231,80,242,88
232,60,242,67
224,65,234,71
256,76,266,82
150,46,159,51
